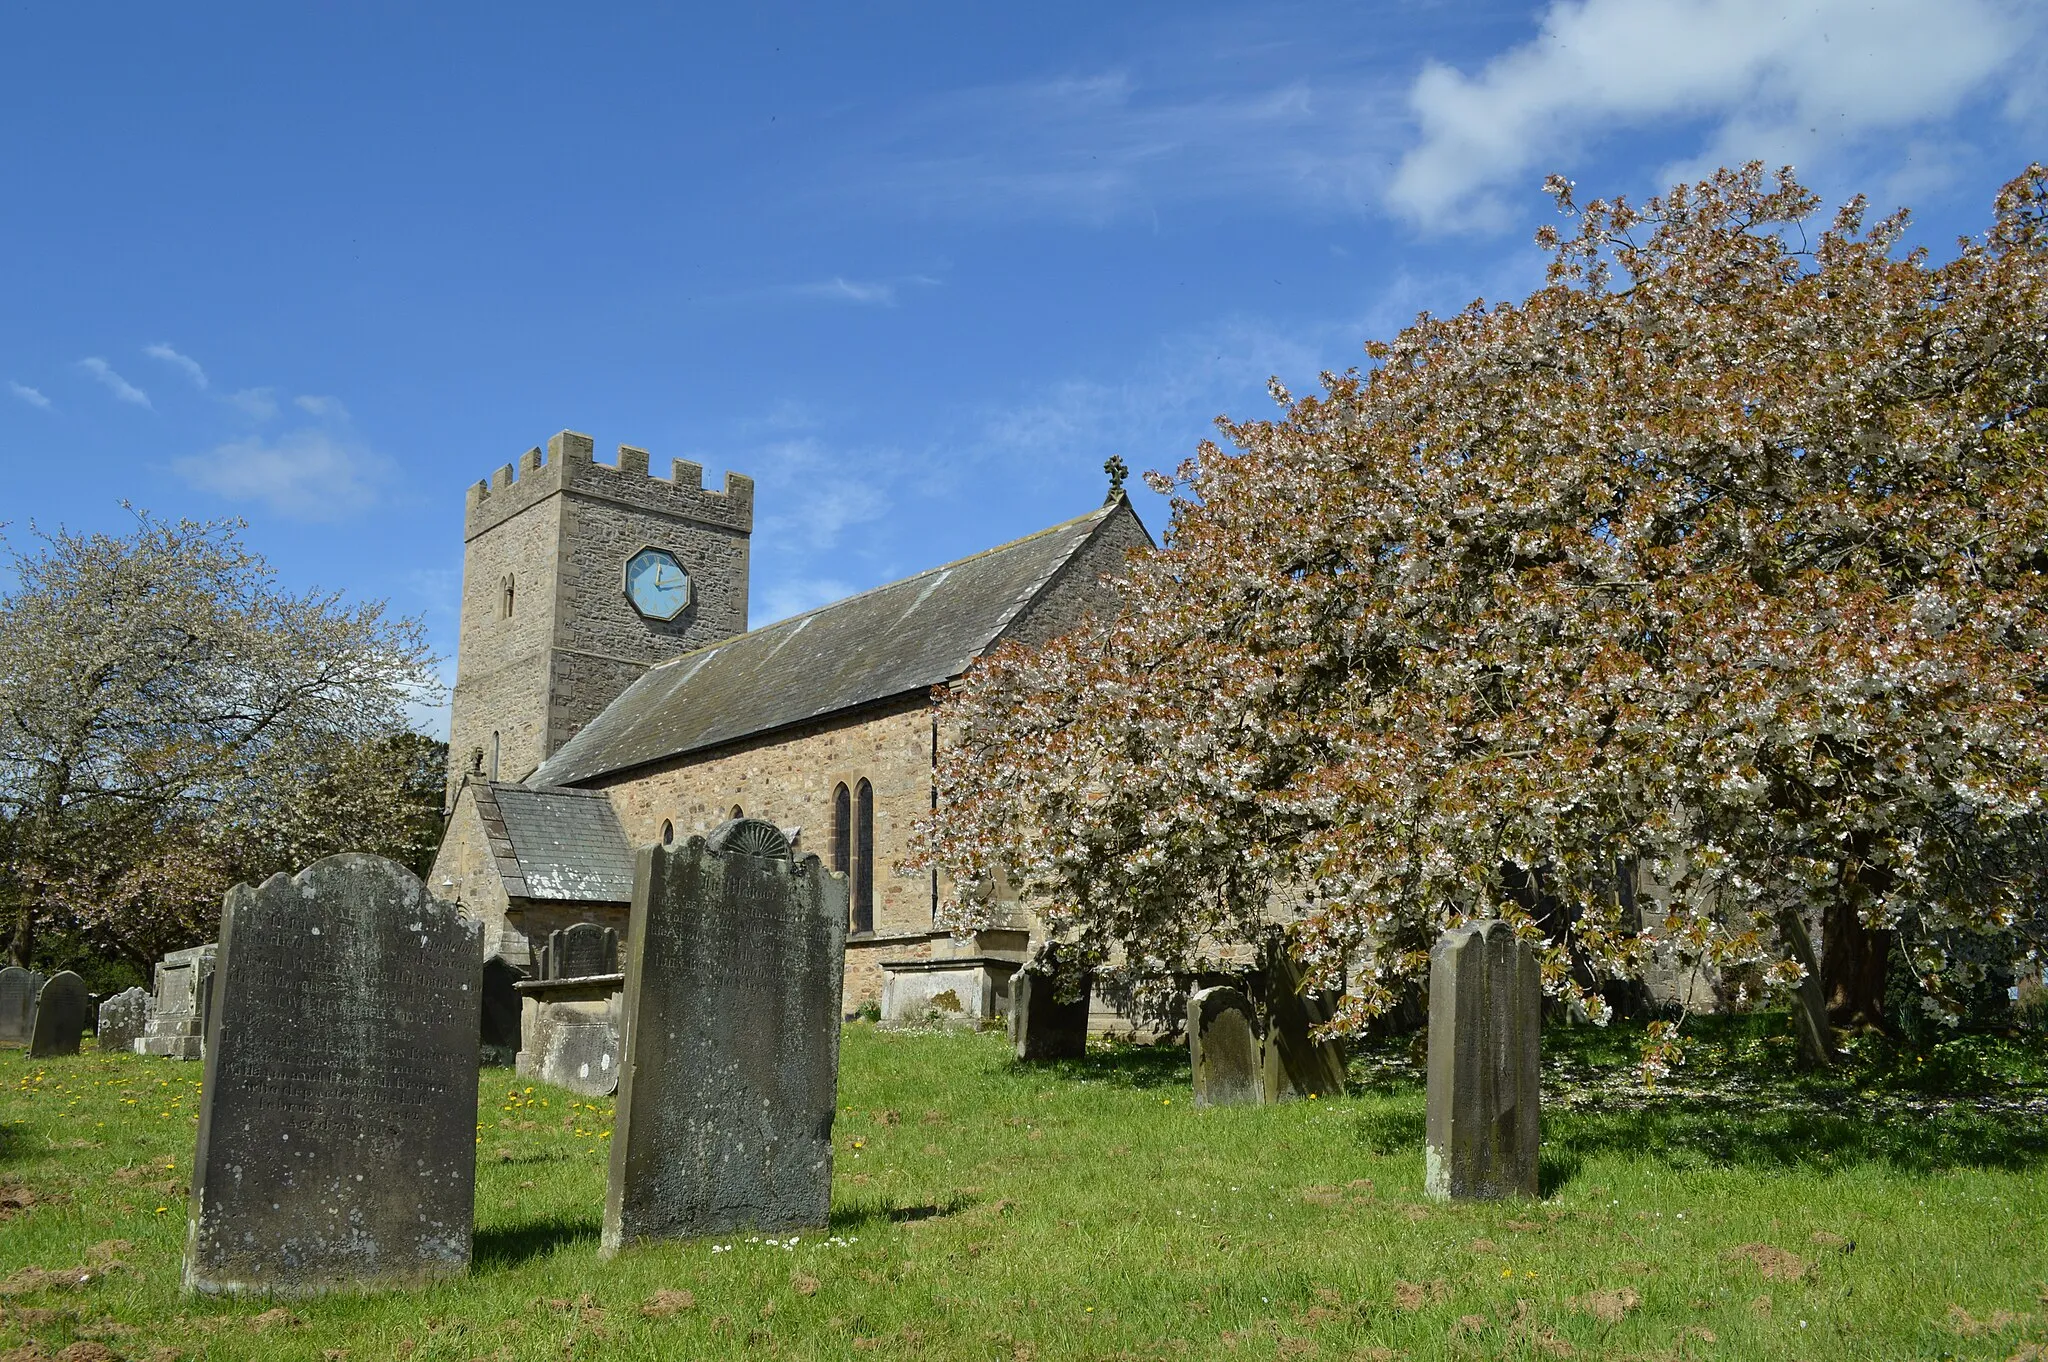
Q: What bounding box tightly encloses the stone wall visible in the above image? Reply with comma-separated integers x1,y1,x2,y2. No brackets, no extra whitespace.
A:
997,495,1152,650
446,430,754,807
430,782,517,957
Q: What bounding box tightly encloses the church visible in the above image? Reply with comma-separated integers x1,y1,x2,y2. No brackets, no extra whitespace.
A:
428,430,1150,1089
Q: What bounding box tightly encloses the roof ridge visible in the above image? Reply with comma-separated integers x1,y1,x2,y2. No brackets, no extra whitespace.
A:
646,501,1119,674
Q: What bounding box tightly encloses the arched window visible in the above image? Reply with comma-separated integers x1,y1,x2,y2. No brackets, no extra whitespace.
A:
730,804,744,821
831,783,851,878
660,819,674,845
853,778,875,935
502,574,515,618
489,731,500,781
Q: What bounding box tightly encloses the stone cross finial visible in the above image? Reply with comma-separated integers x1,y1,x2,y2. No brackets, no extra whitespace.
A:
1103,455,1128,501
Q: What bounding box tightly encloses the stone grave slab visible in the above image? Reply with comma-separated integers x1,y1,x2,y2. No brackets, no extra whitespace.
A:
480,956,524,1066
1261,946,1347,1102
0,966,45,1047
1188,986,1262,1107
26,971,89,1057
602,820,847,1253
1424,919,1540,1201
1011,946,1090,1061
97,986,153,1053
138,944,216,1060
183,853,482,1296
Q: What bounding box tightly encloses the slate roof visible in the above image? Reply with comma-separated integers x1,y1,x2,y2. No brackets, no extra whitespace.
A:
472,781,634,903
532,500,1127,787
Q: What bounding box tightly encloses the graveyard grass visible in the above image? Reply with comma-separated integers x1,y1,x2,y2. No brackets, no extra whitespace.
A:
2,1019,2045,1362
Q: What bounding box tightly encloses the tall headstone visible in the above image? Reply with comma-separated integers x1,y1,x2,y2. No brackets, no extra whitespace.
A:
138,944,216,1060
1010,944,1090,1061
480,955,525,1066
97,986,153,1053
1262,945,1348,1102
1188,986,1263,1108
26,971,89,1058
603,819,847,1254
1424,920,1540,1201
184,854,482,1296
0,966,45,1047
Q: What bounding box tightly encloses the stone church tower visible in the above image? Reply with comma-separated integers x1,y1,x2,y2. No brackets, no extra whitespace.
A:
446,430,753,808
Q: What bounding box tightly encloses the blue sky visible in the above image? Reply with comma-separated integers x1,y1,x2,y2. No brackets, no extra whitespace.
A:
5,1,2045,736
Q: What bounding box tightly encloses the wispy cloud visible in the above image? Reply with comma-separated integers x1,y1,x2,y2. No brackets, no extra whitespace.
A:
77,357,150,408
8,381,50,410
757,576,859,625
1390,0,2043,229
295,394,348,419
225,388,279,421
774,275,939,306
853,66,1404,226
750,437,892,549
144,342,208,389
173,428,391,520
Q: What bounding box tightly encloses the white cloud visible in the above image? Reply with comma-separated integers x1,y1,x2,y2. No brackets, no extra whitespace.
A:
783,277,900,305
863,66,1403,225
295,394,348,419
751,438,891,549
173,428,390,521
1390,0,2041,229
77,357,150,408
144,342,208,389
757,576,858,625
8,381,49,409
226,388,278,421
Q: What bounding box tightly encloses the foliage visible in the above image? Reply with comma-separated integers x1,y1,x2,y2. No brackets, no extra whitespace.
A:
924,163,2048,1060
2,1027,2045,1359
0,510,442,970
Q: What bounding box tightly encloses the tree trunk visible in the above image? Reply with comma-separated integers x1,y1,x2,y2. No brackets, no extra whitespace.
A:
1822,899,1893,1030
1777,908,1840,1069
7,899,31,970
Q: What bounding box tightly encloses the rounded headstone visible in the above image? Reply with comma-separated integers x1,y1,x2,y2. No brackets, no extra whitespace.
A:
27,971,89,1058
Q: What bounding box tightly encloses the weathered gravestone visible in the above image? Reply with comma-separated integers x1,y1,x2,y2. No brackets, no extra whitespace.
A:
549,922,618,979
1424,919,1540,1201
480,956,525,1067
602,819,847,1254
1188,986,1263,1108
97,986,153,1053
0,966,45,1047
1010,944,1090,1061
183,854,482,1296
138,944,216,1059
1261,946,1347,1102
521,922,625,1096
27,971,89,1058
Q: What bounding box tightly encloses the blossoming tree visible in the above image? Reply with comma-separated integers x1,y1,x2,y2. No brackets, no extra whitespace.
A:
924,163,2048,1066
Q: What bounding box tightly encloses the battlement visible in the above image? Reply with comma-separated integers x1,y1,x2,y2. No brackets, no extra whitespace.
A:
464,430,755,541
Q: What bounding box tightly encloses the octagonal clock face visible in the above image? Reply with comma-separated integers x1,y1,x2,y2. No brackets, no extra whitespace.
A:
624,547,692,621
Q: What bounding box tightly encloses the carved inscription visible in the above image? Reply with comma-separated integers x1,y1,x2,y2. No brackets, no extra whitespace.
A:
184,854,482,1297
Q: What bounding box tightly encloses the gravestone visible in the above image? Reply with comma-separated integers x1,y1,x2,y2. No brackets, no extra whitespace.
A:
1261,945,1348,1102
138,944,216,1059
480,955,524,1066
602,818,847,1254
97,985,153,1053
1188,985,1263,1108
1010,944,1091,1061
1424,919,1540,1201
26,971,89,1058
0,966,45,1047
183,853,482,1296
549,922,618,979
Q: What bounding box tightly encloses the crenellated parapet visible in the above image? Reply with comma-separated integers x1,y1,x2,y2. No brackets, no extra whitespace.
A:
465,430,755,541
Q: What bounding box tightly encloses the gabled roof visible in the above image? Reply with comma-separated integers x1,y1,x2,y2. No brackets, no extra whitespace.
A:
472,781,634,903
532,499,1131,786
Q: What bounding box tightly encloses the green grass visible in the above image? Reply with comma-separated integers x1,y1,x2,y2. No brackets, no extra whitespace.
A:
3,1018,2045,1360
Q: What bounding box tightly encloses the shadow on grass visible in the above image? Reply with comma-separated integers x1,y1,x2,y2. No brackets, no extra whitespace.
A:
1546,1099,2048,1176
1018,1042,1188,1091
0,1120,34,1167
474,1215,600,1270
831,1193,973,1232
